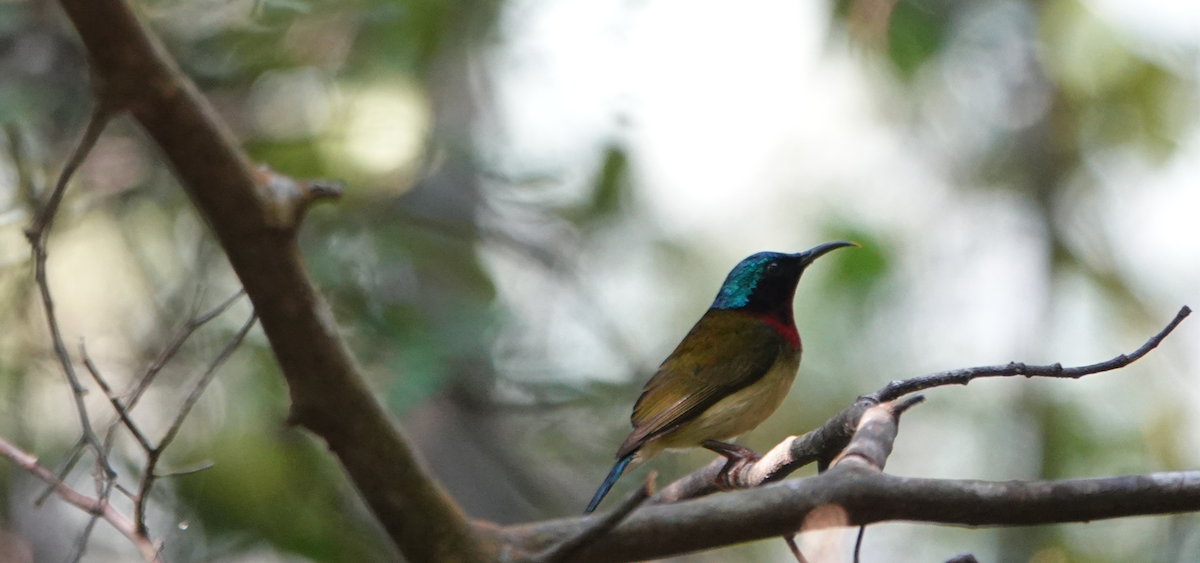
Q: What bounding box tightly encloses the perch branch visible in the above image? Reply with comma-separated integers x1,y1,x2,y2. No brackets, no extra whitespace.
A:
494,467,1200,563
870,305,1191,402
655,306,1189,503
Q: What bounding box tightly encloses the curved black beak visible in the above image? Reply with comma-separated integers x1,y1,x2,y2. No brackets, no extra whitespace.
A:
796,241,857,267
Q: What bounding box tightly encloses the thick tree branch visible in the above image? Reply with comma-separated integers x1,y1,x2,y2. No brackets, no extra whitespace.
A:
494,468,1200,563
53,1,490,561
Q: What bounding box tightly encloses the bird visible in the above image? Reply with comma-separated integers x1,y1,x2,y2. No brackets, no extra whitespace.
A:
584,241,856,513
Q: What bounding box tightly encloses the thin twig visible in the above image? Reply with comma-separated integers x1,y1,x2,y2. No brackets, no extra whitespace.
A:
0,435,163,562
531,472,657,563
134,312,257,535
157,312,257,455
25,103,111,238
35,437,86,506
125,289,246,408
871,305,1191,402
155,461,214,478
853,525,865,563
90,288,246,504
80,339,153,452
783,535,808,563
24,103,116,481
67,474,117,563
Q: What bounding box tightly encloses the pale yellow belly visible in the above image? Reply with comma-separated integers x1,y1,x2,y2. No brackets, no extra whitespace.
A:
639,353,801,458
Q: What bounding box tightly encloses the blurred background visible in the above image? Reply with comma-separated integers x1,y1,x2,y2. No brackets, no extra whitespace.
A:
0,0,1198,561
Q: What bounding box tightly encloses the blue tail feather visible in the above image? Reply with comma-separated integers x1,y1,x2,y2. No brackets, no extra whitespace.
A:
585,455,633,513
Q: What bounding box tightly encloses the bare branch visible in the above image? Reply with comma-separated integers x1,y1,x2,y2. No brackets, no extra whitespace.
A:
35,437,86,507
25,103,112,238
852,526,865,563
135,312,257,535
67,475,118,563
870,305,1191,402
784,535,808,563
125,289,246,408
0,436,162,563
654,400,870,503
830,396,924,471
155,460,214,479
494,468,1200,563
80,339,153,452
25,104,117,478
530,473,656,563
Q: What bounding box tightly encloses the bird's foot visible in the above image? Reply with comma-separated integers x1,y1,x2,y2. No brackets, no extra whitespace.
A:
702,440,760,490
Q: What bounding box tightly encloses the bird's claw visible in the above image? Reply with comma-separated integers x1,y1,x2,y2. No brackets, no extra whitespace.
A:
703,440,761,490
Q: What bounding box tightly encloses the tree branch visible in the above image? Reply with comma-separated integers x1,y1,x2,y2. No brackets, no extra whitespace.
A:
123,289,246,408
79,339,154,453
527,473,656,563
0,436,163,563
870,305,1191,402
24,103,116,480
494,468,1200,563
54,0,490,560
134,312,257,535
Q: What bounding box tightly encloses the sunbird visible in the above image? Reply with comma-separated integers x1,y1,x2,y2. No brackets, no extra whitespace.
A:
585,241,856,513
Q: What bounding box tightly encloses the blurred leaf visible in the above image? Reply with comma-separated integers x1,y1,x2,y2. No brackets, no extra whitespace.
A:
887,0,946,79
386,339,446,413
820,226,889,294
563,145,629,226
178,431,388,562
245,138,327,179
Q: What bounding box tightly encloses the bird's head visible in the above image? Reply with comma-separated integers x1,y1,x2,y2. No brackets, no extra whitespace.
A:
711,241,857,315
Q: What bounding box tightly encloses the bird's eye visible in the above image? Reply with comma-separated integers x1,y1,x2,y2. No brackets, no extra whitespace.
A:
764,262,781,276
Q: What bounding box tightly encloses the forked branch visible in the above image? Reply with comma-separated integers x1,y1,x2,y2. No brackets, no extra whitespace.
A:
0,437,163,563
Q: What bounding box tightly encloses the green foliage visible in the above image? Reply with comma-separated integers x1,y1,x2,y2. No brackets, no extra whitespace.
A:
1041,0,1197,159
245,139,328,179
177,430,388,562
822,225,889,295
887,0,947,79
562,145,630,227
